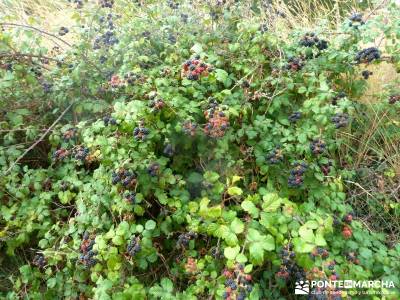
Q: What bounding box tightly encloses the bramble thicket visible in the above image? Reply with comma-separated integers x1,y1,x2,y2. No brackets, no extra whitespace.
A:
1,0,400,299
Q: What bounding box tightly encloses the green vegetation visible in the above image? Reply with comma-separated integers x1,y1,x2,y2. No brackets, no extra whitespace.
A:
1,0,400,299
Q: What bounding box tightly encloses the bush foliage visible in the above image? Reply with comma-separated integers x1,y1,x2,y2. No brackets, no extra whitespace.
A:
1,1,400,299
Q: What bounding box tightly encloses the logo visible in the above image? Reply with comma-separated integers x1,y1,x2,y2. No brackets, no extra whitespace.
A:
295,280,310,295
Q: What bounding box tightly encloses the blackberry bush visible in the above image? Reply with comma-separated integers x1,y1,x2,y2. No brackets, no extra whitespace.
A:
1,1,400,299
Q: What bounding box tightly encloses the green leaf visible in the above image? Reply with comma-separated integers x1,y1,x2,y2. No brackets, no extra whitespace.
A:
160,278,174,293
145,220,156,231
236,253,248,263
241,200,259,218
227,186,242,196
299,225,314,243
230,218,245,234
262,193,282,212
224,245,240,260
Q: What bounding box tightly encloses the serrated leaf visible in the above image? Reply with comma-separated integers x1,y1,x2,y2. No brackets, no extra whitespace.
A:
230,218,245,234
224,246,240,260
241,200,259,218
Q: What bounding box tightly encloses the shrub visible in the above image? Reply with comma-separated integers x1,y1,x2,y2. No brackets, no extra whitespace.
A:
1,1,400,299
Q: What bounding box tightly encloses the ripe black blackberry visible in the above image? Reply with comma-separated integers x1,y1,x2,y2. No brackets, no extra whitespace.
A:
332,91,346,105
149,99,165,112
99,0,114,8
286,57,304,71
79,235,97,268
266,147,283,164
176,231,197,249
58,26,69,36
310,139,326,155
288,111,301,123
361,70,373,79
147,163,160,177
299,33,328,51
33,254,46,269
127,236,141,256
133,126,150,141
349,13,363,23
73,146,90,161
389,94,400,104
288,162,308,188
103,115,117,126
42,82,53,93
331,113,349,128
355,47,380,64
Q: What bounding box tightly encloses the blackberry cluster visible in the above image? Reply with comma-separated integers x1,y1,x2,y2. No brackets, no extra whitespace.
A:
203,109,229,138
299,32,328,50
59,26,69,36
311,247,329,259
176,231,197,249
288,111,301,123
33,254,46,269
361,70,373,79
163,144,174,157
73,146,90,161
355,47,380,64
67,0,83,9
349,13,365,27
42,82,53,93
345,251,360,264
99,0,114,8
93,15,119,50
389,94,400,104
124,72,141,85
276,243,306,281
109,74,124,88
288,161,308,188
111,169,137,188
63,128,78,142
53,148,70,161
103,115,117,126
349,13,363,23
331,113,349,128
167,0,179,9
286,57,304,71
133,125,150,141
310,139,326,155
127,236,141,256
222,264,253,300
342,225,352,239
332,91,346,105
342,212,354,224
125,191,136,204
80,233,97,268
185,257,198,273
320,161,332,176
266,147,283,164
183,121,197,136
147,163,160,177
241,80,250,88
149,99,165,112
182,56,211,80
